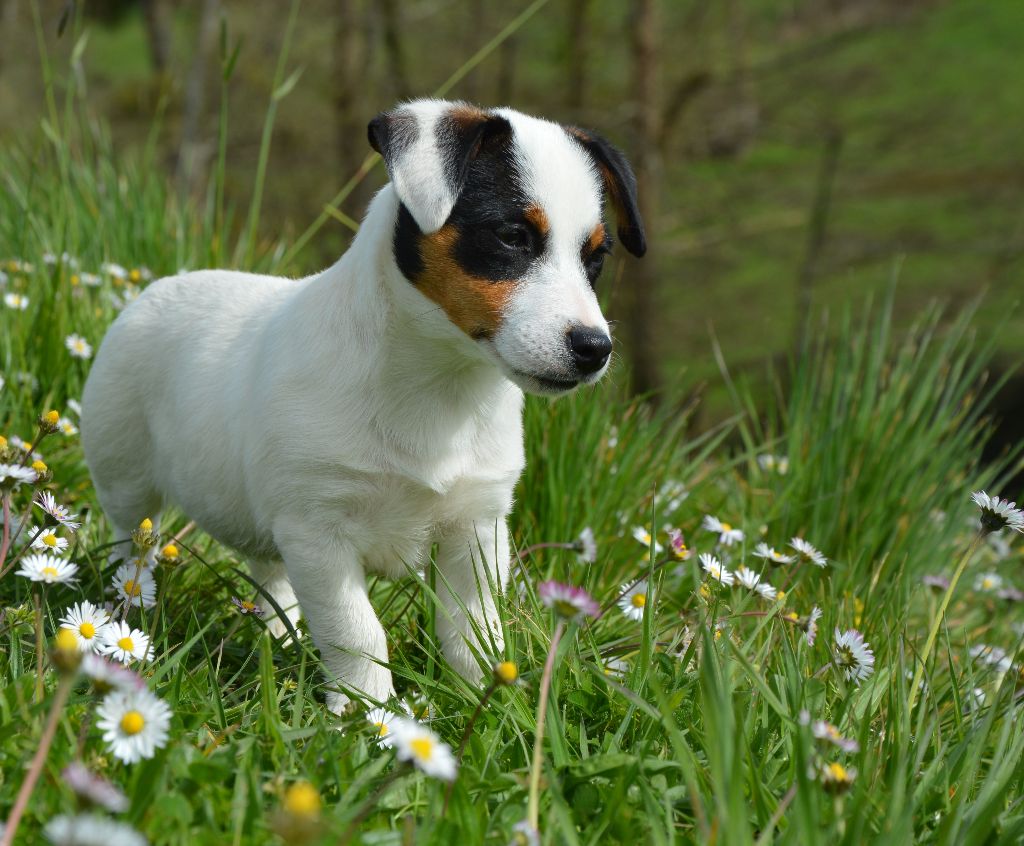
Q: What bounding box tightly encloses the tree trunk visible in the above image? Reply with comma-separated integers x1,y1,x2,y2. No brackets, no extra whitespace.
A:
333,0,372,218
378,0,411,100
177,0,221,201
565,0,592,115
623,0,660,396
140,0,171,74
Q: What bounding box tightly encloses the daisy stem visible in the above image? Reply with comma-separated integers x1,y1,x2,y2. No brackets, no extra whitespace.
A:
442,680,498,813
0,526,45,581
907,530,984,713
18,423,52,468
0,491,10,572
527,619,565,830
517,541,575,560
0,672,74,846
34,588,44,703
121,555,147,624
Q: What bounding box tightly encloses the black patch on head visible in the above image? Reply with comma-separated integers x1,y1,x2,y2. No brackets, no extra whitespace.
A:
565,126,647,257
368,110,418,169
435,110,514,202
393,203,424,281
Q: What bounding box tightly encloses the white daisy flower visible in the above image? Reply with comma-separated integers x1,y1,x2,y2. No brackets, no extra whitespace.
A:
702,515,745,546
58,416,79,436
699,552,735,586
65,334,93,359
602,656,630,677
16,553,78,584
95,687,172,764
67,398,83,416
81,653,146,692
733,565,777,600
0,462,38,488
657,479,689,512
789,537,827,567
757,454,789,474
832,628,875,684
0,269,7,286
112,562,157,609
806,606,823,646
3,292,29,310
631,525,663,554
102,262,128,281
810,719,859,753
79,272,102,287
62,762,129,813
973,571,1004,593
30,525,69,554
617,580,649,621
537,580,600,621
575,526,598,563
389,717,457,782
366,707,404,748
0,373,4,392
752,542,794,565
510,820,540,846
98,621,152,665
817,761,856,793
968,643,1014,674
971,491,1024,534
59,601,111,653
43,813,147,846
34,491,81,531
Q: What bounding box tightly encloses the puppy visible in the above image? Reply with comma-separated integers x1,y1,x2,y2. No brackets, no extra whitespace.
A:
81,100,645,713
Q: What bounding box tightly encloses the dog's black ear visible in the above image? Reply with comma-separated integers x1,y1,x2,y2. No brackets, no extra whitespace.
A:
369,100,512,233
566,127,647,257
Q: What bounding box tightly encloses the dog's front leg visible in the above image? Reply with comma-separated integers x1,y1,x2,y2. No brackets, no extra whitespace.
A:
273,518,394,714
434,518,510,685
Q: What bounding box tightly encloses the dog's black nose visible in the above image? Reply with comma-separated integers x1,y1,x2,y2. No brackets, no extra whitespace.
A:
567,326,613,375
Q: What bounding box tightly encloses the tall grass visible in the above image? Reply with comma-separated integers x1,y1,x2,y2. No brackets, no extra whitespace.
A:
2,17,1023,846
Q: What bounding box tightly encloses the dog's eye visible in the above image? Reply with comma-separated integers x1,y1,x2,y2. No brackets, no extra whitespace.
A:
584,246,609,284
495,224,531,251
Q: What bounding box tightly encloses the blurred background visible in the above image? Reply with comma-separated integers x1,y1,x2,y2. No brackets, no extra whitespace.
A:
1,0,1021,459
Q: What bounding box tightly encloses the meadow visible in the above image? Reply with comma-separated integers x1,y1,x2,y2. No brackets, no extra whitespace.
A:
2,23,1024,846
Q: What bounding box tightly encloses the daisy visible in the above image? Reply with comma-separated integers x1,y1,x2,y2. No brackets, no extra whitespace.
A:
810,720,859,753
112,562,157,609
668,528,692,560
538,580,600,621
733,565,777,599
971,491,1024,534
102,262,128,281
574,526,597,563
98,621,152,664
617,580,649,621
81,653,146,692
789,537,827,567
974,571,1004,593
30,525,70,554
511,820,540,846
757,454,789,475
58,416,79,436
79,272,102,287
753,542,794,566
231,596,263,616
657,479,689,512
95,686,172,764
59,601,111,653
702,515,744,546
43,813,147,846
389,717,458,781
65,334,93,359
67,398,83,416
832,628,875,684
61,762,129,812
602,656,630,677
968,644,1013,674
922,573,950,591
631,525,663,554
818,761,856,794
0,462,37,488
366,706,403,748
805,606,823,646
3,292,29,310
16,553,78,584
699,552,735,586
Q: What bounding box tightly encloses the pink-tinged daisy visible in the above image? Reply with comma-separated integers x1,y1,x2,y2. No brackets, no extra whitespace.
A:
753,542,794,566
733,565,777,600
61,762,129,813
98,621,152,665
95,687,172,764
702,515,744,546
699,552,734,586
16,553,78,584
971,491,1024,534
231,596,264,616
668,528,692,561
789,537,827,567
617,580,649,621
34,491,81,531
538,581,600,621
832,628,875,684
81,653,146,693
922,573,950,591
59,601,111,653
810,719,859,753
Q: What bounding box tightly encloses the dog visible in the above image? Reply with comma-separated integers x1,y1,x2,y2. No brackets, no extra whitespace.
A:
81,99,645,713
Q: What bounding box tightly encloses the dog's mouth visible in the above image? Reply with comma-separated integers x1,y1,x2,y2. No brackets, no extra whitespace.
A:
510,369,580,395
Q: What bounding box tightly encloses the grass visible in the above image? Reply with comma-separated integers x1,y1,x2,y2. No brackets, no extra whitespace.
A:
2,30,1024,846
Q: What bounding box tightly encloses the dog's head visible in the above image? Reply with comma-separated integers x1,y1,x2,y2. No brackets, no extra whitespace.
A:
369,99,646,396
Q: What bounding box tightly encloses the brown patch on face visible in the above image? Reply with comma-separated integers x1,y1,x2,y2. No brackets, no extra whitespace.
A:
447,103,491,130
524,204,550,238
415,225,518,339
585,222,607,257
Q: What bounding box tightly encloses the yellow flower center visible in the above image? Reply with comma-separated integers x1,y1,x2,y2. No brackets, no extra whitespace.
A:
0,436,7,449
32,460,47,473
720,522,732,532
70,274,80,285
631,593,646,608
42,533,58,547
161,544,179,559
139,518,153,531
118,636,135,652
982,578,994,590
80,622,96,639
123,579,142,597
784,611,799,622
43,410,59,425
129,269,141,282
241,600,255,612
373,722,388,737
55,628,79,651
284,782,321,817
410,736,434,762
120,711,145,735
42,566,59,579
827,762,848,781
495,661,519,684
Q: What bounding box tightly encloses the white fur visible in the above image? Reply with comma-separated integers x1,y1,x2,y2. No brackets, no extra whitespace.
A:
81,102,611,713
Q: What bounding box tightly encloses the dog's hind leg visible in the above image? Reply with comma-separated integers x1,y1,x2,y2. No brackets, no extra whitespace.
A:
247,558,302,641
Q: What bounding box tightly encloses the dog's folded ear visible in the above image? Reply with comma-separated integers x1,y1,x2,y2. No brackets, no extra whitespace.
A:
368,100,512,234
565,127,647,258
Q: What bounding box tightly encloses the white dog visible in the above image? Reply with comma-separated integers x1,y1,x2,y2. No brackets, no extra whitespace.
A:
81,99,645,713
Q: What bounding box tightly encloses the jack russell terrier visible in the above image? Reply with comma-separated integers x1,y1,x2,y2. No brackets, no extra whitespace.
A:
81,99,646,713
